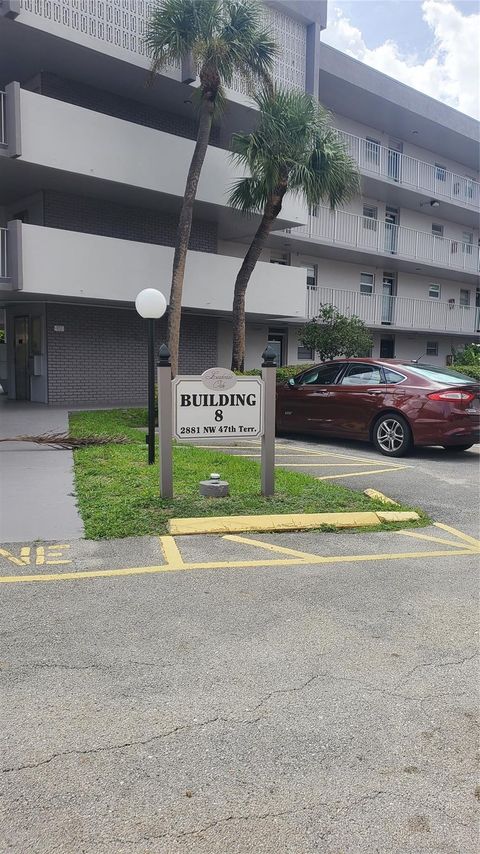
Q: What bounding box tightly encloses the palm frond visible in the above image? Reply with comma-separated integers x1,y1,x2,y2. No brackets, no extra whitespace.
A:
228,176,269,213
0,433,130,449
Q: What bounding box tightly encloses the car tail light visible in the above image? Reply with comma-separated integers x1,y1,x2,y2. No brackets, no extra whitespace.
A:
427,390,475,402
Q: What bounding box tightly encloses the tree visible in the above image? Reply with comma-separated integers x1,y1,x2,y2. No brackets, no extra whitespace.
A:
227,87,360,371
299,304,373,362
146,0,276,375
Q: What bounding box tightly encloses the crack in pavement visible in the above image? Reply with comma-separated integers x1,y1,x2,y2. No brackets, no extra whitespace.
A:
393,652,479,689
103,790,387,847
1,669,470,774
1,716,221,774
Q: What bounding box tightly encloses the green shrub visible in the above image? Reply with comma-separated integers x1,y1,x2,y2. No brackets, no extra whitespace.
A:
452,343,480,367
236,364,314,382
453,364,480,381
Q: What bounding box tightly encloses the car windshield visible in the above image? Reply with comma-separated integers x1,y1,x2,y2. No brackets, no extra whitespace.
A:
401,364,476,385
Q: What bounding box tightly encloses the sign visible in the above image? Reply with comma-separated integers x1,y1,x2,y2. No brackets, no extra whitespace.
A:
173,371,263,440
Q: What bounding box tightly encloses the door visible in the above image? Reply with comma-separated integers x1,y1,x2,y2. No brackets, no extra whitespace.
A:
387,139,403,182
277,362,345,433
380,337,395,358
385,207,399,254
476,288,480,332
382,274,396,324
333,363,388,438
14,316,30,401
268,329,287,367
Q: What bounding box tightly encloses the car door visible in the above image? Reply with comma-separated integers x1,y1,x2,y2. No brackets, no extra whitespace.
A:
277,362,346,433
332,363,387,438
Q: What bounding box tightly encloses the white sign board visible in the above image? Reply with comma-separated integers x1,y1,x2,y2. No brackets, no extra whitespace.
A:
173,370,264,440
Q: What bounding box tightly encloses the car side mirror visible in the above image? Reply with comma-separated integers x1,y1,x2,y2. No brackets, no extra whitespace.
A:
288,377,297,387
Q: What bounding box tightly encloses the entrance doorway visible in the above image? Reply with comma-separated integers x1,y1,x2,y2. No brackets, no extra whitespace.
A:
385,206,399,254
387,139,403,182
382,274,396,324
268,328,288,366
380,336,395,359
476,288,480,333
14,316,30,400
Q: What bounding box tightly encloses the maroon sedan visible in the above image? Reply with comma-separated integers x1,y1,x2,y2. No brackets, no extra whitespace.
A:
276,358,480,457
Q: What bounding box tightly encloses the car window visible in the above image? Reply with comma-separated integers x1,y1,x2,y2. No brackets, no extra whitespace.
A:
384,368,406,384
401,364,476,385
299,364,344,385
340,364,383,385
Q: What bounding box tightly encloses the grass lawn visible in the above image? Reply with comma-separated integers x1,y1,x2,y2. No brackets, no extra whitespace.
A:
70,409,427,539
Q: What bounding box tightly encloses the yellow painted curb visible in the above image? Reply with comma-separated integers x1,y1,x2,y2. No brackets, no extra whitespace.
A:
168,510,420,535
376,511,420,523
364,488,399,505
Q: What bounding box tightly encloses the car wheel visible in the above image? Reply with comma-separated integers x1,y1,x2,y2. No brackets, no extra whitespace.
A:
373,413,412,457
443,444,473,452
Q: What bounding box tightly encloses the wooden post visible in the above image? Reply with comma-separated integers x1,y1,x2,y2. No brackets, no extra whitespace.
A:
157,344,173,499
261,345,277,497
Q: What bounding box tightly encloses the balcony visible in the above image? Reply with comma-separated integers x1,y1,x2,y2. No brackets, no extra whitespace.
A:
337,129,480,211
2,222,307,319
0,87,305,229
306,285,480,335
291,207,479,276
0,228,7,278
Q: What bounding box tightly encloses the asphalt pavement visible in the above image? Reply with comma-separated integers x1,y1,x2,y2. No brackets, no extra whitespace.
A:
0,437,479,853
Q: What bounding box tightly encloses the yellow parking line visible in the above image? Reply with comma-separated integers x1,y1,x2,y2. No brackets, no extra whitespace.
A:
223,534,322,561
281,445,407,467
317,466,411,480
433,522,480,549
160,535,185,566
0,547,475,584
399,530,475,550
275,462,387,467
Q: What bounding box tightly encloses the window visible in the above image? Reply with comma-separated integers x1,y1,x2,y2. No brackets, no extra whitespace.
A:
426,341,438,356
402,364,474,385
435,163,447,181
305,266,317,290
428,283,441,299
384,368,406,384
462,232,473,254
360,272,374,295
297,345,314,360
431,223,444,237
460,289,470,307
270,251,290,266
340,364,383,386
363,205,378,230
298,364,344,386
365,137,380,164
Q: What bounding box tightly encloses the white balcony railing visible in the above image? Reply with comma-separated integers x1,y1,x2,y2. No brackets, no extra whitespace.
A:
0,91,6,145
336,129,480,210
0,228,8,277
306,285,480,334
294,207,479,273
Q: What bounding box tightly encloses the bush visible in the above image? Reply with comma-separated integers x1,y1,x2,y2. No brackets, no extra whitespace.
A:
451,343,480,367
235,364,314,383
453,364,480,381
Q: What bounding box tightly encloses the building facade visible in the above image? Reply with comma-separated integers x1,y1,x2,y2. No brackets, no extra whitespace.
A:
0,0,478,405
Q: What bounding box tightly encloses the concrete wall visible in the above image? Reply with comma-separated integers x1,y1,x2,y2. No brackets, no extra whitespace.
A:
46,304,218,405
19,224,308,318
370,331,471,364
42,191,217,254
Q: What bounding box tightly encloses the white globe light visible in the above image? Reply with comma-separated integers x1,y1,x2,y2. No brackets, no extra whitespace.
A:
135,288,167,319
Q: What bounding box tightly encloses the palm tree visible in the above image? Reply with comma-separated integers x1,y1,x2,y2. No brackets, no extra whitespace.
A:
145,0,276,375
228,87,361,371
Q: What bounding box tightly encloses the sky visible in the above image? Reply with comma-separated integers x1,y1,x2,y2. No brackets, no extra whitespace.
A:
321,0,480,119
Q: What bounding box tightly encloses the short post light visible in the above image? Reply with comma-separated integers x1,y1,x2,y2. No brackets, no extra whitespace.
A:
261,345,277,497
135,288,167,464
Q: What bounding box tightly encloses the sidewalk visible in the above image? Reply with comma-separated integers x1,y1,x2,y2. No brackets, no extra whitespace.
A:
0,396,84,542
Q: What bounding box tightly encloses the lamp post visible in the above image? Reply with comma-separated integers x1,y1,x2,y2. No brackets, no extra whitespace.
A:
135,288,167,464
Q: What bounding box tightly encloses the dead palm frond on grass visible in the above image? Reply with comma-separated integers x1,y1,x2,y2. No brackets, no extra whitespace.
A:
0,433,130,449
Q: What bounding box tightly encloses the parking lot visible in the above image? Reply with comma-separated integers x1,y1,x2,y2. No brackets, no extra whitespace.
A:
1,436,478,853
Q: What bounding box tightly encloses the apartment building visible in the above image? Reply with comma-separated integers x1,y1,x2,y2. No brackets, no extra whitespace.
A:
0,0,478,405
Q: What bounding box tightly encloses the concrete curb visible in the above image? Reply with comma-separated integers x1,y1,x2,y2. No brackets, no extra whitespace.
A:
169,510,420,535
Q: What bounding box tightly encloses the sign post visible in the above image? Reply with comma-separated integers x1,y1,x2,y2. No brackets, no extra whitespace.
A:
157,344,173,498
260,345,277,497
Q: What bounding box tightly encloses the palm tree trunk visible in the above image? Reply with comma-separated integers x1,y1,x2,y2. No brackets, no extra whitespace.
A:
231,193,284,372
167,96,214,375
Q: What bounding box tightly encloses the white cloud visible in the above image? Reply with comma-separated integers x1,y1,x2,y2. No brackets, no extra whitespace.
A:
322,0,480,119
